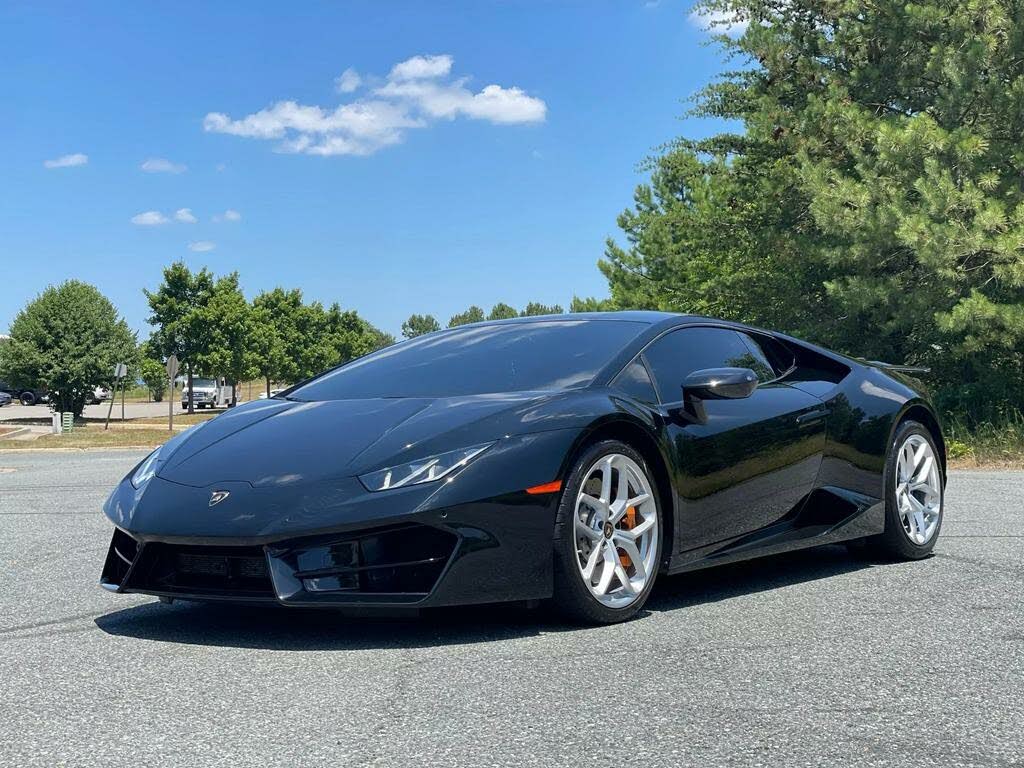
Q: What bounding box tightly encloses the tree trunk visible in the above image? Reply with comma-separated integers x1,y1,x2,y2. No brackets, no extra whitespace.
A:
187,367,194,415
231,381,237,407
266,376,271,398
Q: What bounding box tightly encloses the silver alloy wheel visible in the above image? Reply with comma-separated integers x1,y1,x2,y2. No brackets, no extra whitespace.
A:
895,434,942,545
573,453,658,608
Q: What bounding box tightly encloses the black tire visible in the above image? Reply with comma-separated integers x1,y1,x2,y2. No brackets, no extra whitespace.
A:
19,392,36,406
852,420,944,560
551,439,663,624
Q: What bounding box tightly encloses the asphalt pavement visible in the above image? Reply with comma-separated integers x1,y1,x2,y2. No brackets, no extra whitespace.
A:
0,451,1020,767
0,400,209,422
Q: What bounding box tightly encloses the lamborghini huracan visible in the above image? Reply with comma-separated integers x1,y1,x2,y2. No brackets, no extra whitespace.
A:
101,312,945,623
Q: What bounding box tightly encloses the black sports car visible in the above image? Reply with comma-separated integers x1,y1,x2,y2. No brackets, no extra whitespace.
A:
101,312,946,623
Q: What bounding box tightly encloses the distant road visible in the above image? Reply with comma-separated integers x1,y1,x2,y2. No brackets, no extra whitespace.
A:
0,400,243,422
0,453,1021,767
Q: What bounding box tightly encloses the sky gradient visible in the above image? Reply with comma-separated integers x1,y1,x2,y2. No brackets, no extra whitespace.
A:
1,1,737,338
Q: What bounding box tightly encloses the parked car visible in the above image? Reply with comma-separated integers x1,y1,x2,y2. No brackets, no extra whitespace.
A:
181,377,221,409
100,312,946,624
87,386,112,405
0,391,11,407
0,380,48,406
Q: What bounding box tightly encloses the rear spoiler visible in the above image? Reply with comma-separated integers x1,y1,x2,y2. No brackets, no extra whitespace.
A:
860,359,931,375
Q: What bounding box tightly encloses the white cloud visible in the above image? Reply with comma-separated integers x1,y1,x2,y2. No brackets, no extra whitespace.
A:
375,80,546,124
131,210,169,226
44,153,88,169
335,67,362,93
141,157,187,174
203,54,546,157
388,54,453,81
216,162,227,172
213,209,242,223
188,241,216,252
174,208,197,223
689,7,750,37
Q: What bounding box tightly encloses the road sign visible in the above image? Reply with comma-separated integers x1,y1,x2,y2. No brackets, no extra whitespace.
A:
113,362,128,380
166,355,180,381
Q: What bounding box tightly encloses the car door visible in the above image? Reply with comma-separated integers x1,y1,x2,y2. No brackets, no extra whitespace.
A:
642,326,828,554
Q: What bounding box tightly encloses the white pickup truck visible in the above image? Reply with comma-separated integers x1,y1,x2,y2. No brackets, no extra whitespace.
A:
180,377,227,409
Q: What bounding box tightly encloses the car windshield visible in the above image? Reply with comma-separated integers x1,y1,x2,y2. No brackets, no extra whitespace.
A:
193,378,216,388
288,319,647,399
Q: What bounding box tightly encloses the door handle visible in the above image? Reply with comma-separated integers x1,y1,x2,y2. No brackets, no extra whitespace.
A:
795,408,830,426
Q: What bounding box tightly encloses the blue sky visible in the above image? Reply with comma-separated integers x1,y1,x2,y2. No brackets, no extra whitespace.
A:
0,1,739,338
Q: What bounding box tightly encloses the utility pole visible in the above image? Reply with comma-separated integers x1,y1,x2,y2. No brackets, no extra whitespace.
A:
166,355,179,431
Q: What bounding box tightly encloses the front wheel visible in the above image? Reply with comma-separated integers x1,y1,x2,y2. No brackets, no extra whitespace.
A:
552,440,662,624
19,392,36,406
853,420,944,560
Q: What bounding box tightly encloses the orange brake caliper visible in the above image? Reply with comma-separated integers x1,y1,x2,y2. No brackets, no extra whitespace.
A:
618,506,637,568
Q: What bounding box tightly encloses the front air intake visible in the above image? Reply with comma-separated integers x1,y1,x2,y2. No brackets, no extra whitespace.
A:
281,524,458,597
125,543,275,599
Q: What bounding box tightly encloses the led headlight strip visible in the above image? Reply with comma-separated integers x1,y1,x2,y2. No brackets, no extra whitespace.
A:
359,443,493,492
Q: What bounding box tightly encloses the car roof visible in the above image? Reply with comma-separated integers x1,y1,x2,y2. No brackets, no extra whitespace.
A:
451,310,685,327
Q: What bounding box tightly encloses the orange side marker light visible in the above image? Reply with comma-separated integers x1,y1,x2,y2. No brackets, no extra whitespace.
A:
525,480,562,495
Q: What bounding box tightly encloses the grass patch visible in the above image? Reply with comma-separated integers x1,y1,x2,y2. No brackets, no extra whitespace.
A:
0,422,180,450
946,411,1024,469
134,411,218,426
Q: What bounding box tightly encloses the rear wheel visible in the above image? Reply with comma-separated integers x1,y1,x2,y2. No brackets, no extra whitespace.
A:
552,440,662,624
19,392,36,406
854,420,944,560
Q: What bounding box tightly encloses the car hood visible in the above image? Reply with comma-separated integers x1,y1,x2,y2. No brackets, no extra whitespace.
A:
155,391,559,489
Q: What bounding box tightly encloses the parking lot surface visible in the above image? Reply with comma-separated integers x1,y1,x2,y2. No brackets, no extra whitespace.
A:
0,400,214,422
0,451,1021,767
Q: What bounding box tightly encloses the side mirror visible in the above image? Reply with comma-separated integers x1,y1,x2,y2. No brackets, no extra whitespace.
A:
682,367,759,401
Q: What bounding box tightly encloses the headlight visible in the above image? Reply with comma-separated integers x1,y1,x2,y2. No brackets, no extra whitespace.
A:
130,446,163,489
358,443,493,492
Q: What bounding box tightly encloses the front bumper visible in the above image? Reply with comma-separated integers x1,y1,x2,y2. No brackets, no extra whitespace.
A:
100,429,579,608
100,493,559,608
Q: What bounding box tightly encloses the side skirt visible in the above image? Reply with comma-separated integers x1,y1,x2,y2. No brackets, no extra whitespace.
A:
666,486,885,576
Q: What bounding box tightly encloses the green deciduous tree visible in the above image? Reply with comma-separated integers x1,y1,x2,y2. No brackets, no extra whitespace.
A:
145,262,215,413
193,274,252,406
139,355,167,402
402,314,441,339
448,306,485,327
570,296,616,313
248,304,288,398
521,302,563,317
602,0,1024,422
0,281,136,417
250,288,391,395
251,288,303,392
487,303,518,320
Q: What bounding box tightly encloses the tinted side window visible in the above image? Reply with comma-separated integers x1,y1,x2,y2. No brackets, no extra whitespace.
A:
742,333,795,378
736,333,778,382
643,327,773,401
611,358,658,403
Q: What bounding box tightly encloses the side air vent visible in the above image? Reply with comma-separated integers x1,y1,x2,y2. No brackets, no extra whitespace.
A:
100,528,140,588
